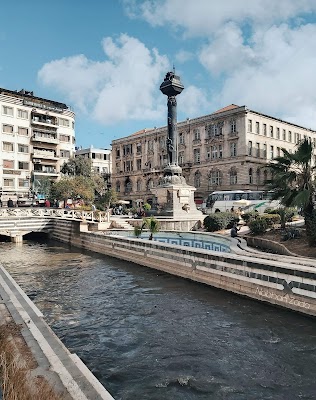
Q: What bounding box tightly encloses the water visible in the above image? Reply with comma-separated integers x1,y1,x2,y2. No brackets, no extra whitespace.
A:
1,239,316,400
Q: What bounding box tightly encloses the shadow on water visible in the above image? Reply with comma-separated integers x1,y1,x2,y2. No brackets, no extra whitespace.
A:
2,238,316,400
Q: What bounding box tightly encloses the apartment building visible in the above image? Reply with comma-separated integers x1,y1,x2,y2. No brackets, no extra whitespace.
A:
0,88,75,203
75,146,112,186
111,104,316,205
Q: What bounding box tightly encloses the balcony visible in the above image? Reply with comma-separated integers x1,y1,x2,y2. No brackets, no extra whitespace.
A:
32,149,58,160
31,113,57,127
33,169,58,176
31,133,59,145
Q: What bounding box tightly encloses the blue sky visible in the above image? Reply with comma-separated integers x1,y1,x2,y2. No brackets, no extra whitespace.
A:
2,0,316,149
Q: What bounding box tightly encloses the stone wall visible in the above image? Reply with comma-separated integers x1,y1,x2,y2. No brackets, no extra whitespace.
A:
51,220,316,317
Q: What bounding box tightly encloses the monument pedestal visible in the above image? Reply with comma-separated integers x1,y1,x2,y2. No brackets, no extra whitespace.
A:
152,178,203,220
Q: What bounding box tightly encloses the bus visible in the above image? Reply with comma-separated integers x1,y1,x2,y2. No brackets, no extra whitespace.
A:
203,190,280,214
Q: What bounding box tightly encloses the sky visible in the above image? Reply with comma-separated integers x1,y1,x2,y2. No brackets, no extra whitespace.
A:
2,0,316,149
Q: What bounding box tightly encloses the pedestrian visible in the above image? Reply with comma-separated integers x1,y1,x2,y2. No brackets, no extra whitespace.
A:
45,199,50,207
7,198,14,208
230,223,240,238
230,206,235,213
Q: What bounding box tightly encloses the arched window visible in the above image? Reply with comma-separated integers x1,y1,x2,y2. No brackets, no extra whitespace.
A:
116,181,120,193
208,169,222,189
229,167,237,185
125,178,132,193
194,171,201,188
256,168,261,184
136,179,142,192
146,179,154,191
249,168,253,184
263,169,268,183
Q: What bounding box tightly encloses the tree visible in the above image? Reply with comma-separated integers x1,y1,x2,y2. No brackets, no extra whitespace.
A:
266,138,316,244
51,176,95,205
61,156,92,177
96,189,118,210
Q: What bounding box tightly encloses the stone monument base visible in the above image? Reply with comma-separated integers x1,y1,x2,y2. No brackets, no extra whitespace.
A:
152,182,203,220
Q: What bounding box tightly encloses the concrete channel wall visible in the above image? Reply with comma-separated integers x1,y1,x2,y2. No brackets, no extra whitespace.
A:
51,219,316,317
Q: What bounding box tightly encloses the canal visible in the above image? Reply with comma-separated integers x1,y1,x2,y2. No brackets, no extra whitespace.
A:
1,238,316,400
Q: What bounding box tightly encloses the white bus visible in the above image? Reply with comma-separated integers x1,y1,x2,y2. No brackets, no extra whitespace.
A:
203,190,280,214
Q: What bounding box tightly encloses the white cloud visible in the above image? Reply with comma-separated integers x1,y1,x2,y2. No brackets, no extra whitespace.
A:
38,34,170,125
175,49,194,63
124,0,316,128
178,85,210,117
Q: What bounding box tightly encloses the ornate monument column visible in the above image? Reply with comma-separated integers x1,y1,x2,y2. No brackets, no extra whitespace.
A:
151,71,202,220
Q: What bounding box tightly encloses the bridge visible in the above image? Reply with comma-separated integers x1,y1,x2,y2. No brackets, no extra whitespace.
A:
0,208,110,243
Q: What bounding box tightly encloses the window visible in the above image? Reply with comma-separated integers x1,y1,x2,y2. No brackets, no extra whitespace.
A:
256,122,260,134
209,170,222,186
248,141,253,156
270,146,274,159
229,168,237,185
270,126,273,138
211,145,217,159
136,159,142,170
18,144,28,153
231,120,236,134
18,127,28,136
206,147,211,160
17,109,28,119
248,119,252,132
277,147,281,157
137,179,142,192
59,118,70,127
148,140,154,150
3,178,14,187
3,160,14,169
60,150,70,158
256,142,260,157
136,143,142,154
194,148,200,163
194,171,201,188
283,129,286,140
3,142,14,152
2,106,13,116
249,168,253,184
116,181,120,192
263,144,267,158
230,142,237,157
194,128,200,140
276,127,280,139
60,134,70,142
19,179,29,188
2,124,14,134
218,144,223,159
18,161,29,170
256,168,261,184
263,124,267,136
116,149,120,158
178,152,184,164
288,131,292,142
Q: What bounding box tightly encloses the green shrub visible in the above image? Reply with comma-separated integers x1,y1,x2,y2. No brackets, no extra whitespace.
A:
281,227,301,241
260,213,281,227
242,211,258,225
249,218,268,235
203,213,239,232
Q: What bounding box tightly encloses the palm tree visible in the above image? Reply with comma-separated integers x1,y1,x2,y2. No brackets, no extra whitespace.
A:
266,138,316,243
144,216,159,240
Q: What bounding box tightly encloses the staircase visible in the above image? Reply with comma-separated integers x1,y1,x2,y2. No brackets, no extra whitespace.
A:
111,217,134,230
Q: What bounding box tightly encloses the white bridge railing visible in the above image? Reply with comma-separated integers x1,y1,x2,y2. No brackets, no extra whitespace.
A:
0,208,110,222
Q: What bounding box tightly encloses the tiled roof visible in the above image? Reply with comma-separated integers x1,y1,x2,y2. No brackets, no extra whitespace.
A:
213,104,240,114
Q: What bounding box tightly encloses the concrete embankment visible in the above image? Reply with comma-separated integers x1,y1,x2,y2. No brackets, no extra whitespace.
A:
0,265,114,400
51,219,316,317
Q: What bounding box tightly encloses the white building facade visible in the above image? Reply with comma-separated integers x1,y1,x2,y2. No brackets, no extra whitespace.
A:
0,88,75,203
75,146,112,181
111,104,316,205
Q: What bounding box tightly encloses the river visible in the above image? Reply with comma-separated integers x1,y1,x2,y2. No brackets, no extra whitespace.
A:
1,238,316,400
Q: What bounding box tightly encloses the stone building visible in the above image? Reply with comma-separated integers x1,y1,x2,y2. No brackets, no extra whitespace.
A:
0,88,75,203
111,104,316,206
